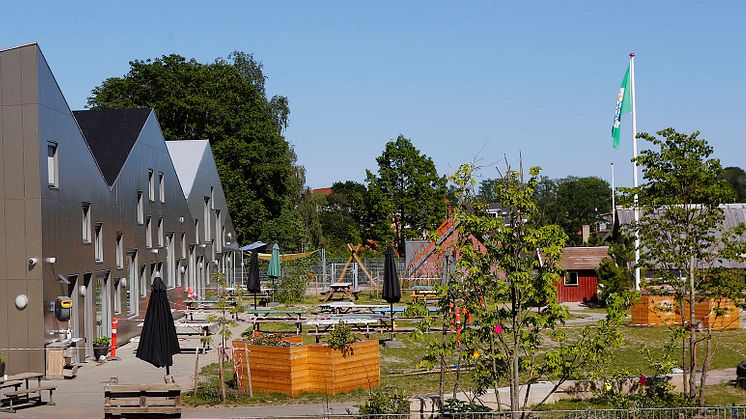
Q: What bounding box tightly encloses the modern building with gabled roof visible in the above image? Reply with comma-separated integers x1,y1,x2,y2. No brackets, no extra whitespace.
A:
0,43,238,375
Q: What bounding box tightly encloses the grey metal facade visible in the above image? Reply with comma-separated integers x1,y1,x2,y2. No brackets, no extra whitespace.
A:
0,43,237,375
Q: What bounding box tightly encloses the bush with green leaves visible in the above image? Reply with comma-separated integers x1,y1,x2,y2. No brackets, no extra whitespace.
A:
93,336,111,347
273,258,312,304
326,322,358,356
440,398,491,414
0,351,5,364
240,331,300,348
357,385,409,415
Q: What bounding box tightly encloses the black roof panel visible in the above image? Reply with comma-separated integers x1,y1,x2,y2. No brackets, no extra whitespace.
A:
73,108,151,186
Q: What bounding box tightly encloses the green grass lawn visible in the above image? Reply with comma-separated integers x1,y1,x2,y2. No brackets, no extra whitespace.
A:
187,305,746,408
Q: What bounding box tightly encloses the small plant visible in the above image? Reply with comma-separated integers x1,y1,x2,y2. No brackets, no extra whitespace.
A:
440,398,491,414
0,351,5,364
326,322,358,357
241,331,301,348
358,385,409,415
93,336,111,347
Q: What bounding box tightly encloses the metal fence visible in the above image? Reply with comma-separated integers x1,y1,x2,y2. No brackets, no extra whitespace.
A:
208,406,746,419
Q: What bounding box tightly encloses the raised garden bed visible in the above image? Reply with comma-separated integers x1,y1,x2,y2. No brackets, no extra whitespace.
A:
631,296,740,329
232,337,380,396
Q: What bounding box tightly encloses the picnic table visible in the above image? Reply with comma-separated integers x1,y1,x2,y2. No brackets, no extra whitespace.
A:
318,301,389,314
245,309,307,334
319,282,360,302
305,315,387,342
411,286,438,302
0,372,55,413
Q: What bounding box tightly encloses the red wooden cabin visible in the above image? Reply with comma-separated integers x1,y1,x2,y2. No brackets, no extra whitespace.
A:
555,246,609,303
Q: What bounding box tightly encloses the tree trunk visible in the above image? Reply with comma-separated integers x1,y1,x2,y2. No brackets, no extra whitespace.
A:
219,342,226,402
697,333,714,406
687,256,697,404
680,294,689,398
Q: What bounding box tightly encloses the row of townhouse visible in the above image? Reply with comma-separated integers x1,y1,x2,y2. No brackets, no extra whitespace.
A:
0,44,240,374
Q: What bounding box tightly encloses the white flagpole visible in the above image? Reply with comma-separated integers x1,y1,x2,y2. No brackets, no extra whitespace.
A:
611,162,616,226
630,52,640,291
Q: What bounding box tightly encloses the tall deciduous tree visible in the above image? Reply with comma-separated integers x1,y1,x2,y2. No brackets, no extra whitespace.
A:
87,52,303,245
448,162,626,413
621,128,742,405
555,176,612,245
366,135,447,255
720,166,746,202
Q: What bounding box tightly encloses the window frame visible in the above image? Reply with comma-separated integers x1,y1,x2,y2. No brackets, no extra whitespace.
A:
157,217,164,248
82,203,92,244
145,216,153,249
47,142,59,188
94,223,103,262
148,169,155,202
136,191,144,225
159,172,165,203
563,271,579,287
115,232,124,269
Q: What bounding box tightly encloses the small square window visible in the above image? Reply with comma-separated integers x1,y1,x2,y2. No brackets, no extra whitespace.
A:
564,272,579,286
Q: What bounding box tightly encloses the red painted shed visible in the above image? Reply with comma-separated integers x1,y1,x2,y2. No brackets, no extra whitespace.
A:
555,246,609,303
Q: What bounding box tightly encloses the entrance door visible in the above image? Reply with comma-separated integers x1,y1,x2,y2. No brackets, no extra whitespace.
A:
94,272,112,341
83,273,94,359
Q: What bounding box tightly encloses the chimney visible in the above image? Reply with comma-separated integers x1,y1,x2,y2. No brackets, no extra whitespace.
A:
582,225,590,244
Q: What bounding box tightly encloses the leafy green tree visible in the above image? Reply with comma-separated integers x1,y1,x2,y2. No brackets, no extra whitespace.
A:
720,166,746,202
596,240,635,304
556,176,612,245
447,162,627,413
366,135,447,255
621,128,743,405
87,52,303,245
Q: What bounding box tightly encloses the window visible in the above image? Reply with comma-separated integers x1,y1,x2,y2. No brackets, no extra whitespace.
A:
148,169,155,202
194,219,200,243
82,203,92,243
139,265,147,298
115,233,124,269
564,272,579,286
128,252,139,316
203,197,211,240
47,142,59,187
113,279,122,315
136,191,144,225
157,218,164,247
215,210,222,251
210,187,215,209
159,172,165,203
94,223,103,262
146,217,152,248
180,233,187,259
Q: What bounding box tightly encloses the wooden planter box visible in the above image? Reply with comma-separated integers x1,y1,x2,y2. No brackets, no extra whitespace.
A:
232,338,380,396
631,296,741,330
631,295,682,326
695,298,741,330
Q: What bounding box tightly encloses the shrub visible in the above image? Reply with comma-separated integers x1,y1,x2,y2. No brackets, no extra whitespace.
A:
326,322,358,356
358,385,409,415
240,331,301,347
93,336,111,347
0,352,5,364
440,398,492,414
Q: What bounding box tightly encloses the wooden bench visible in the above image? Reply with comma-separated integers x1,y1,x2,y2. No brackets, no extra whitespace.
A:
104,384,182,418
1,385,56,413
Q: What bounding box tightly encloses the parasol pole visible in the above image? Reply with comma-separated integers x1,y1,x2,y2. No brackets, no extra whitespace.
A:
390,303,395,341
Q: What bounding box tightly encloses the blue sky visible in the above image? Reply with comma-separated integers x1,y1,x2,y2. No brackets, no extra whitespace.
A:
3,1,745,189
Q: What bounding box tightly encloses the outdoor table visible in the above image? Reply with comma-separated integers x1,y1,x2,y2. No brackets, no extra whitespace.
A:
305,315,388,341
318,302,388,314
320,282,359,302
0,373,42,390
245,309,307,334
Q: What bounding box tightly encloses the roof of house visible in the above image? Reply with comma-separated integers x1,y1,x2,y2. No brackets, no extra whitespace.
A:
310,187,333,196
165,140,210,198
616,204,746,269
73,108,152,186
558,246,609,270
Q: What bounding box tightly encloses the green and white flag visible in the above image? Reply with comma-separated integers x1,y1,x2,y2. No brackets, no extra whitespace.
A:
611,65,632,149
